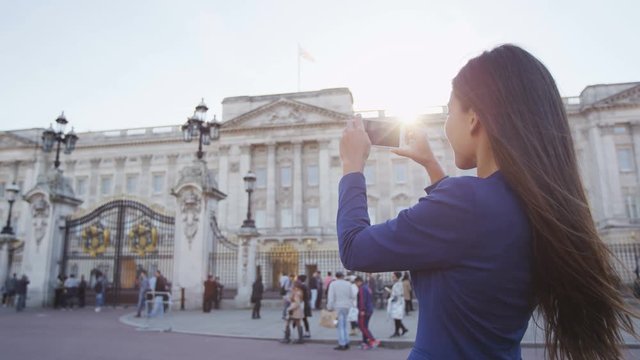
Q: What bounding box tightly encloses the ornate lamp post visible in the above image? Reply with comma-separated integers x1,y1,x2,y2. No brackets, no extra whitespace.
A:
1,183,20,235
41,112,79,169
181,99,221,159
242,171,257,229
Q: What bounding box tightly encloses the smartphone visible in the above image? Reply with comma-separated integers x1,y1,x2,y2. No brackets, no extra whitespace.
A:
362,119,402,148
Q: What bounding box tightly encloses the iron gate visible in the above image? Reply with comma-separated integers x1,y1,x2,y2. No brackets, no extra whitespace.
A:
63,199,175,305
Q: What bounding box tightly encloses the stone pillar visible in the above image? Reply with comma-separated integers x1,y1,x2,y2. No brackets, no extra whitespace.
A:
22,169,82,307
171,159,226,310
266,143,277,228
0,235,14,288
602,126,624,218
292,141,303,227
217,146,230,230
140,155,153,199
234,226,258,308
88,158,101,203
318,140,331,229
114,157,127,194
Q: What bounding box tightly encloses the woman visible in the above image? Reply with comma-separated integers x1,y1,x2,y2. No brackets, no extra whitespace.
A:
386,271,408,337
251,275,264,319
281,282,305,344
337,44,637,359
402,272,413,315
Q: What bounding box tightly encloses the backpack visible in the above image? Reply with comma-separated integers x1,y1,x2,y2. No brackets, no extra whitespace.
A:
94,281,103,293
280,285,286,296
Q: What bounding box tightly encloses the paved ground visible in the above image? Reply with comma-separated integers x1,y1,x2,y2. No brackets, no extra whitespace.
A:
2,305,640,360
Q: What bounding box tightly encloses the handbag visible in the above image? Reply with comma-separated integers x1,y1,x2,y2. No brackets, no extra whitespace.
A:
347,307,359,322
319,309,337,328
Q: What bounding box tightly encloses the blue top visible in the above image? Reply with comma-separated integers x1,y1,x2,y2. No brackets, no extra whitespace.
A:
337,171,534,360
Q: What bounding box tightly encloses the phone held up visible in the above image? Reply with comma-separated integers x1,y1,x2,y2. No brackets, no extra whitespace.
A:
362,118,404,148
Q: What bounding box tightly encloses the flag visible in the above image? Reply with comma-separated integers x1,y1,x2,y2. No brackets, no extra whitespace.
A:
298,44,315,62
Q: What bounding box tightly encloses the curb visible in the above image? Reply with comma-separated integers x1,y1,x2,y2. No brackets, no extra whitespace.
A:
118,313,640,350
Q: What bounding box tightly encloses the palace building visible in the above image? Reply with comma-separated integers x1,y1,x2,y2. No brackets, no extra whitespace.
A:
1,83,640,308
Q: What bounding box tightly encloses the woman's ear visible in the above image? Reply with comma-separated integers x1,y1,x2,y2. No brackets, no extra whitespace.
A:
468,109,482,136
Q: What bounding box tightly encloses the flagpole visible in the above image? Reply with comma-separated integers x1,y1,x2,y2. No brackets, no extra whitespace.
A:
297,46,301,92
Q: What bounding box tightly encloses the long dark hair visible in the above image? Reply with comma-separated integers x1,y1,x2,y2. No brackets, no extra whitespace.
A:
452,44,636,359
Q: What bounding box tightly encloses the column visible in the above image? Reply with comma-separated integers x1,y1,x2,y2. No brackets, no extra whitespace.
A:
114,157,127,194
631,124,640,183
217,146,230,230
588,125,611,221
172,159,226,310
88,158,101,203
292,141,303,227
140,155,153,198
601,127,624,218
0,237,10,290
318,140,331,229
266,143,277,228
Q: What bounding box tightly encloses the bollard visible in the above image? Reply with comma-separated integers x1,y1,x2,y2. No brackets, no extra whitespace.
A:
180,287,185,310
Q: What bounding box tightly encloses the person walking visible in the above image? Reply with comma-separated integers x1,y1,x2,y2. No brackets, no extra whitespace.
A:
309,271,319,312
314,271,323,310
94,272,106,312
203,274,216,313
386,272,408,337
402,272,413,315
323,271,333,298
15,275,29,312
280,282,305,344
63,274,79,310
354,276,379,350
135,271,150,317
78,275,87,308
251,275,264,319
336,44,639,359
280,274,293,320
296,274,312,338
214,276,223,309
327,271,355,351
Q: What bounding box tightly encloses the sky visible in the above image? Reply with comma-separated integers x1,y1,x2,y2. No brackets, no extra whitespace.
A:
1,0,639,132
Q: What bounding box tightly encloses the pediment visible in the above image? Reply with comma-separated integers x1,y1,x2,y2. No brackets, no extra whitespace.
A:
592,84,640,109
0,132,38,148
222,98,350,129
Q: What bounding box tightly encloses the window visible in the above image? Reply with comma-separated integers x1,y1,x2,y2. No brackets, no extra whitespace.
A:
363,164,376,185
255,168,267,189
617,148,634,172
614,125,628,134
307,207,319,227
280,166,292,187
280,208,292,228
152,173,165,194
394,162,407,184
255,209,266,228
368,206,377,225
75,177,87,197
0,182,5,198
626,196,639,220
100,176,113,196
126,174,138,194
306,165,319,186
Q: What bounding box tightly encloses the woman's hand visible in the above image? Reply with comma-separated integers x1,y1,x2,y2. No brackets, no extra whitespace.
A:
392,126,446,183
340,114,371,175
391,127,436,168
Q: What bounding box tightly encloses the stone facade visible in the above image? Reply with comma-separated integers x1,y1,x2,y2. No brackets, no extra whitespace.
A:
1,83,640,299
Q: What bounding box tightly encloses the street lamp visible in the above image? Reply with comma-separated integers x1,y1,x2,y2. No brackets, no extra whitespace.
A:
181,99,221,159
1,182,20,235
42,112,79,169
242,171,257,229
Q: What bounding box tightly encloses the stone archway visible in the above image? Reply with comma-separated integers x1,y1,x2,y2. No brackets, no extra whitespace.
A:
269,243,298,290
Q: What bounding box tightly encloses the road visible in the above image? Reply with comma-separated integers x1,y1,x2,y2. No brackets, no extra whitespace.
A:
0,307,637,359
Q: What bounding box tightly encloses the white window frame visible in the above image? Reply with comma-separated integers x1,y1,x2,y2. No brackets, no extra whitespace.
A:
100,176,113,196
617,148,634,172
306,165,319,186
126,174,139,194
393,162,408,184
307,207,319,227
152,173,165,195
280,208,292,228
255,168,267,189
280,166,292,187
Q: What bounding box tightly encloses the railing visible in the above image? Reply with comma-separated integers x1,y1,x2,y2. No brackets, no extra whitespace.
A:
208,243,640,291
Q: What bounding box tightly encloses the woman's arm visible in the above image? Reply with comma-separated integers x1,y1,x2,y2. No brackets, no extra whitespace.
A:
337,173,477,272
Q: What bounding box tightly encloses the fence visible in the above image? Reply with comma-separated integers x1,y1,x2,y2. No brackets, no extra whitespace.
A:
208,242,640,290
